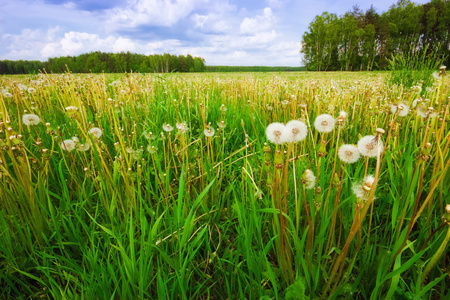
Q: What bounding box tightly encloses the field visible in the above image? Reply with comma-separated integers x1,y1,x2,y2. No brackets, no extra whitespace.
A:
0,71,449,299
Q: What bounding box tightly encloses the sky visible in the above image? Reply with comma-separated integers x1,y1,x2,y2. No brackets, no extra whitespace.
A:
0,0,430,66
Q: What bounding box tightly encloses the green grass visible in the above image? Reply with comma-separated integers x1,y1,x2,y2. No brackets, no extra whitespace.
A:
0,71,449,299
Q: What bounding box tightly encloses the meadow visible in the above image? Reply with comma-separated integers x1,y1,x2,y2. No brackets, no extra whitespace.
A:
0,71,449,299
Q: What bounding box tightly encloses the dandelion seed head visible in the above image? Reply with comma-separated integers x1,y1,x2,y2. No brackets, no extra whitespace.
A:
266,122,287,144
89,127,103,138
314,114,335,133
204,127,215,137
285,120,308,143
61,139,76,152
65,106,78,111
338,144,360,163
176,122,188,133
357,135,383,157
22,114,40,126
390,103,410,117
302,169,316,190
77,143,91,151
162,124,174,132
352,175,376,202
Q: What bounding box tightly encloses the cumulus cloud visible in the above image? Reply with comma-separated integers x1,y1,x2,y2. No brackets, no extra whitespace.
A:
240,7,276,34
105,0,209,30
40,32,138,57
191,13,231,33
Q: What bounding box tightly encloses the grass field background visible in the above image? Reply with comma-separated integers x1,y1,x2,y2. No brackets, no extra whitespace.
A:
0,71,449,299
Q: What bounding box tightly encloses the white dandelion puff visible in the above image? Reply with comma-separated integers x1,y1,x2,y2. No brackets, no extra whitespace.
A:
176,122,188,133
338,111,348,119
131,149,143,160
22,114,40,126
432,72,440,80
266,122,287,145
352,175,376,202
3,92,13,98
17,84,27,91
285,120,308,143
89,127,103,138
314,114,335,133
302,169,316,190
61,139,76,152
147,145,157,154
338,144,360,164
77,143,91,152
416,104,428,118
65,106,78,112
162,124,174,132
390,103,410,117
357,135,383,157
204,128,215,137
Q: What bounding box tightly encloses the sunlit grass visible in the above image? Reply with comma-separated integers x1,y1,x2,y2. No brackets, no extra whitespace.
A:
0,71,449,299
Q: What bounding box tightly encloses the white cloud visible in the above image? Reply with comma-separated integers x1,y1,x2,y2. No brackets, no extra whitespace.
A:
191,13,231,33
240,7,275,34
39,32,139,58
113,37,136,52
144,39,183,55
192,14,208,28
105,0,209,30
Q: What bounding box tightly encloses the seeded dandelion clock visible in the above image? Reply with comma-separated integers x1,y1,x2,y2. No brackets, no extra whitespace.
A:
390,103,410,117
352,175,376,203
89,127,103,138
314,114,335,133
77,143,91,152
266,122,287,144
61,139,76,152
338,144,360,163
176,122,188,133
204,128,215,137
285,120,308,143
22,114,40,125
357,135,383,157
162,124,174,132
301,169,316,190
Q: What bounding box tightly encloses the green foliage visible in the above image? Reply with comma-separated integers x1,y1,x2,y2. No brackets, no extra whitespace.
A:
285,277,307,300
388,44,446,89
302,0,450,71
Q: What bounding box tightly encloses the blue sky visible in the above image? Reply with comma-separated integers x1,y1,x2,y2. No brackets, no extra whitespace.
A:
1,0,430,66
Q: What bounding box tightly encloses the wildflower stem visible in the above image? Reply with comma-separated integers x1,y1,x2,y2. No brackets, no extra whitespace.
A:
324,125,341,212
323,132,382,297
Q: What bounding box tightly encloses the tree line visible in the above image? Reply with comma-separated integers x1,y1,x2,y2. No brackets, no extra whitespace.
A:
301,0,450,71
0,52,206,74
